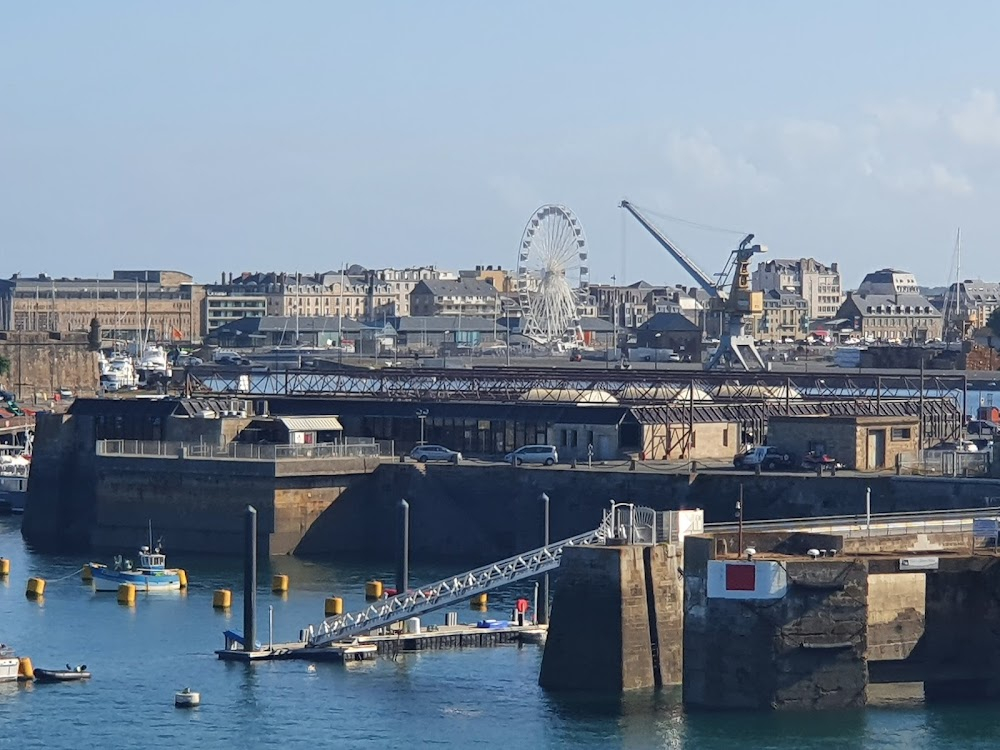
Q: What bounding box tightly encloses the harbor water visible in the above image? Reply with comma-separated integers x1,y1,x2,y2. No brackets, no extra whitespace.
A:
4,517,1000,748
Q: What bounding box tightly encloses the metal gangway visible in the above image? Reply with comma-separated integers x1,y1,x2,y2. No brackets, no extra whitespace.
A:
304,503,655,647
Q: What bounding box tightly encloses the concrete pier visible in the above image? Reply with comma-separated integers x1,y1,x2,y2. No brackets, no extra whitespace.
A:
538,543,683,692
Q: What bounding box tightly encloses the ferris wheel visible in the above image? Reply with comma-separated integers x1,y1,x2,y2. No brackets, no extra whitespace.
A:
516,205,590,345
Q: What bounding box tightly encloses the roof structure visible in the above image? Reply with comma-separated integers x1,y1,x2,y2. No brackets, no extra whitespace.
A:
636,312,700,333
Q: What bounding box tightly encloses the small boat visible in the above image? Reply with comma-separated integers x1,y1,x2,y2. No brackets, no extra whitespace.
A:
90,530,183,592
34,665,91,683
0,644,19,683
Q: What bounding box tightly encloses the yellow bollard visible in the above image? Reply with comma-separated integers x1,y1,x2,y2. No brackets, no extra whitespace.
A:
25,577,45,599
365,581,383,600
177,569,188,589
0,558,10,576
470,593,487,608
325,597,343,616
117,583,136,605
81,564,92,582
213,589,232,609
272,574,289,593
17,657,34,681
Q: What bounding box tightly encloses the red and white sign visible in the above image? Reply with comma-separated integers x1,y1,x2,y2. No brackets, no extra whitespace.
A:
707,560,788,600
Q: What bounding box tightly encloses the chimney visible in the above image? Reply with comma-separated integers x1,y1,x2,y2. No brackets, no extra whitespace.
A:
221,272,225,284
831,262,839,273
228,272,233,284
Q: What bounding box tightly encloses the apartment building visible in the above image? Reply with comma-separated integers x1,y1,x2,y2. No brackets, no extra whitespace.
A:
752,258,843,320
836,269,942,343
409,278,500,317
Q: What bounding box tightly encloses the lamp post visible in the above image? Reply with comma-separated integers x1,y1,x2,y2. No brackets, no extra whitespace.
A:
539,492,550,625
416,408,428,446
443,330,450,369
654,332,662,371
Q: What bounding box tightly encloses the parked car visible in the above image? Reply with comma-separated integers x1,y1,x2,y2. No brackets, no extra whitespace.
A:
970,437,993,452
504,445,558,466
569,350,583,362
409,444,462,463
801,451,843,473
57,388,74,399
733,446,796,471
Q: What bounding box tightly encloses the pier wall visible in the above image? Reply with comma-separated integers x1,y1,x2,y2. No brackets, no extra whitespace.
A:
0,331,99,400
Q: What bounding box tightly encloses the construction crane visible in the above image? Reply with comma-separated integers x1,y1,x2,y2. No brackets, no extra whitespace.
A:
619,200,767,371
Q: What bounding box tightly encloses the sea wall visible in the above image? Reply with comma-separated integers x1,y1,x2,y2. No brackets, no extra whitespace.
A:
0,331,99,400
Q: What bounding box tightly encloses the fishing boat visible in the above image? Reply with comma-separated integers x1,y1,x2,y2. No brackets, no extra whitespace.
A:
34,665,90,683
89,532,183,592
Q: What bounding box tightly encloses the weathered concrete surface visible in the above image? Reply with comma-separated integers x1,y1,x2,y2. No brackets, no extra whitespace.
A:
539,544,685,692
866,573,925,661
0,331,99,400
684,535,869,711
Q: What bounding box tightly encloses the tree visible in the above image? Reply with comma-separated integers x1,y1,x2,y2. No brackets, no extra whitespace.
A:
0,354,10,378
989,308,1000,337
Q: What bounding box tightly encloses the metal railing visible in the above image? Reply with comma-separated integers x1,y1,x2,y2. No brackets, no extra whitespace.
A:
304,505,647,647
899,450,991,478
96,439,392,461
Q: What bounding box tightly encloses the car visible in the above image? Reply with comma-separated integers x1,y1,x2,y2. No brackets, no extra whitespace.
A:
569,350,583,362
667,353,681,362
733,446,796,471
409,444,462,463
504,445,558,466
57,388,74,399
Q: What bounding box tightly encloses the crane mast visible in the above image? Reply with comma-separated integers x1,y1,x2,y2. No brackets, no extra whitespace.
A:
618,200,768,372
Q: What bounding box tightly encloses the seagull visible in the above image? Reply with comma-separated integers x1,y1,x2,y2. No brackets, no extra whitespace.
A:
306,664,316,673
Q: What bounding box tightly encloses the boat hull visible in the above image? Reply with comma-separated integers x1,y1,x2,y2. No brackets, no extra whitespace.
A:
0,657,18,683
34,669,91,683
90,567,182,592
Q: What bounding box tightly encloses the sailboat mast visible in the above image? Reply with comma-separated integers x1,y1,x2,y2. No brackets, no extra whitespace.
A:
954,228,961,319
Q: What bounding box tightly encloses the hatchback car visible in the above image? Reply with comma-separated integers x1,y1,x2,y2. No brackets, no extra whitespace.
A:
504,445,558,466
409,444,462,463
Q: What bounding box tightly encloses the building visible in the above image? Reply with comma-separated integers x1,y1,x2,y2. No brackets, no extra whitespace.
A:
459,265,514,294
766,414,920,471
374,266,458,317
0,270,203,342
202,291,267,334
943,279,1000,330
634,313,702,357
208,315,390,353
589,281,661,330
836,291,943,343
857,269,920,296
752,258,843,321
394,315,506,350
756,290,809,343
409,279,500,317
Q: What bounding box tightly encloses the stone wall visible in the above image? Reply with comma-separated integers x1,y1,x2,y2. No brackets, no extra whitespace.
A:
866,573,925,661
0,331,99,400
768,416,919,470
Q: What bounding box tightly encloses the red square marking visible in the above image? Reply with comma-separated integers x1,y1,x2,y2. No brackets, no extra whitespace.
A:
725,563,756,591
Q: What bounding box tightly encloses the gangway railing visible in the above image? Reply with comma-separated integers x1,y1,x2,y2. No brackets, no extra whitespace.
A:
305,516,616,648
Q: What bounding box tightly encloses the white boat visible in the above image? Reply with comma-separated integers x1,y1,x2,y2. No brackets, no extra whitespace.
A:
90,543,183,592
0,645,20,682
100,356,138,392
0,438,30,514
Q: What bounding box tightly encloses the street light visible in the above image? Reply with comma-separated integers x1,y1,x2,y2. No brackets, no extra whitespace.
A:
443,330,450,369
654,332,662,371
416,409,428,446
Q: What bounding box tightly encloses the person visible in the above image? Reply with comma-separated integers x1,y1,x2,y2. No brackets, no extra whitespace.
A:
515,598,530,626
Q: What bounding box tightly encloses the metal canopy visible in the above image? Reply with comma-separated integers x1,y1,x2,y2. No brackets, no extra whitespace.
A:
276,416,343,432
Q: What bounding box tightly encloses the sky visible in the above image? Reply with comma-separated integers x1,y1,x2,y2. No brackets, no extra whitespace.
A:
2,2,999,290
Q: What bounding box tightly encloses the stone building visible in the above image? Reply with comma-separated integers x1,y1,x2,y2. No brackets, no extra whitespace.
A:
756,290,809,342
835,291,943,343
374,266,458,317
943,279,1000,330
634,312,702,357
409,278,500,317
766,414,920,471
0,270,203,342
752,257,843,320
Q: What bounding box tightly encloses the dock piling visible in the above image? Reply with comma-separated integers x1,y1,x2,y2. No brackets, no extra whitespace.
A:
397,499,410,596
244,505,257,652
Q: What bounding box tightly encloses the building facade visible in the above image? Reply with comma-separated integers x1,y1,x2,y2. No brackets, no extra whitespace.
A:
374,266,458,317
202,291,267,334
409,279,500,317
752,258,843,321
0,270,203,342
836,291,943,343
757,290,809,342
944,279,1000,330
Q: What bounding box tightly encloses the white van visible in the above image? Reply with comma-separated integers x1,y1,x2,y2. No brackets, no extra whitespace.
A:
504,445,558,466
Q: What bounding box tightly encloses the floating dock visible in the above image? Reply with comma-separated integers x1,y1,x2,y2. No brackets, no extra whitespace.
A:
216,622,548,663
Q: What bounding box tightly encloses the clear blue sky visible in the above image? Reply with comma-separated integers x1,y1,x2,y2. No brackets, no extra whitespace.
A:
2,2,999,289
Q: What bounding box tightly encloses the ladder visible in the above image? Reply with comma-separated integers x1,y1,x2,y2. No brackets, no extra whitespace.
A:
305,519,613,647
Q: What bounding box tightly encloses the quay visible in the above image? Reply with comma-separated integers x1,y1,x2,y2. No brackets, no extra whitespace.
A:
215,622,548,663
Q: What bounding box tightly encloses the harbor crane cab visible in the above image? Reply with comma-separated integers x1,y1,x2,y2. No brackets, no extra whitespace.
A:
619,200,767,371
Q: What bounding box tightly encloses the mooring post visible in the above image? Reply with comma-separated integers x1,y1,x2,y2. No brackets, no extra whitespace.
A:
397,499,410,595
244,505,257,652
540,492,550,625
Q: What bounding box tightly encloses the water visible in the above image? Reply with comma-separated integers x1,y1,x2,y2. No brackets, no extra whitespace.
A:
3,518,1000,749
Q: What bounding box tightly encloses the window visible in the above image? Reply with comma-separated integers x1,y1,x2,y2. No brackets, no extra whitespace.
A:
891,427,911,441
723,428,729,447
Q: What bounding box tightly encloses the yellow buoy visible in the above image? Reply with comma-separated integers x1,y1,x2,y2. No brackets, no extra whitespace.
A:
325,597,343,616
272,574,289,593
81,564,93,582
0,558,10,576
18,657,34,681
365,580,383,600
25,577,45,599
470,593,488,608
117,582,136,605
177,569,188,589
213,589,232,609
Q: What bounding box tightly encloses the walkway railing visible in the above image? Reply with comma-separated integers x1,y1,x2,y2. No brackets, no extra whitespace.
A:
305,509,625,647
96,439,392,461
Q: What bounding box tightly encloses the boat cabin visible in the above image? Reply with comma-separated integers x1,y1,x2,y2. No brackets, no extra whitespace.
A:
138,546,166,570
